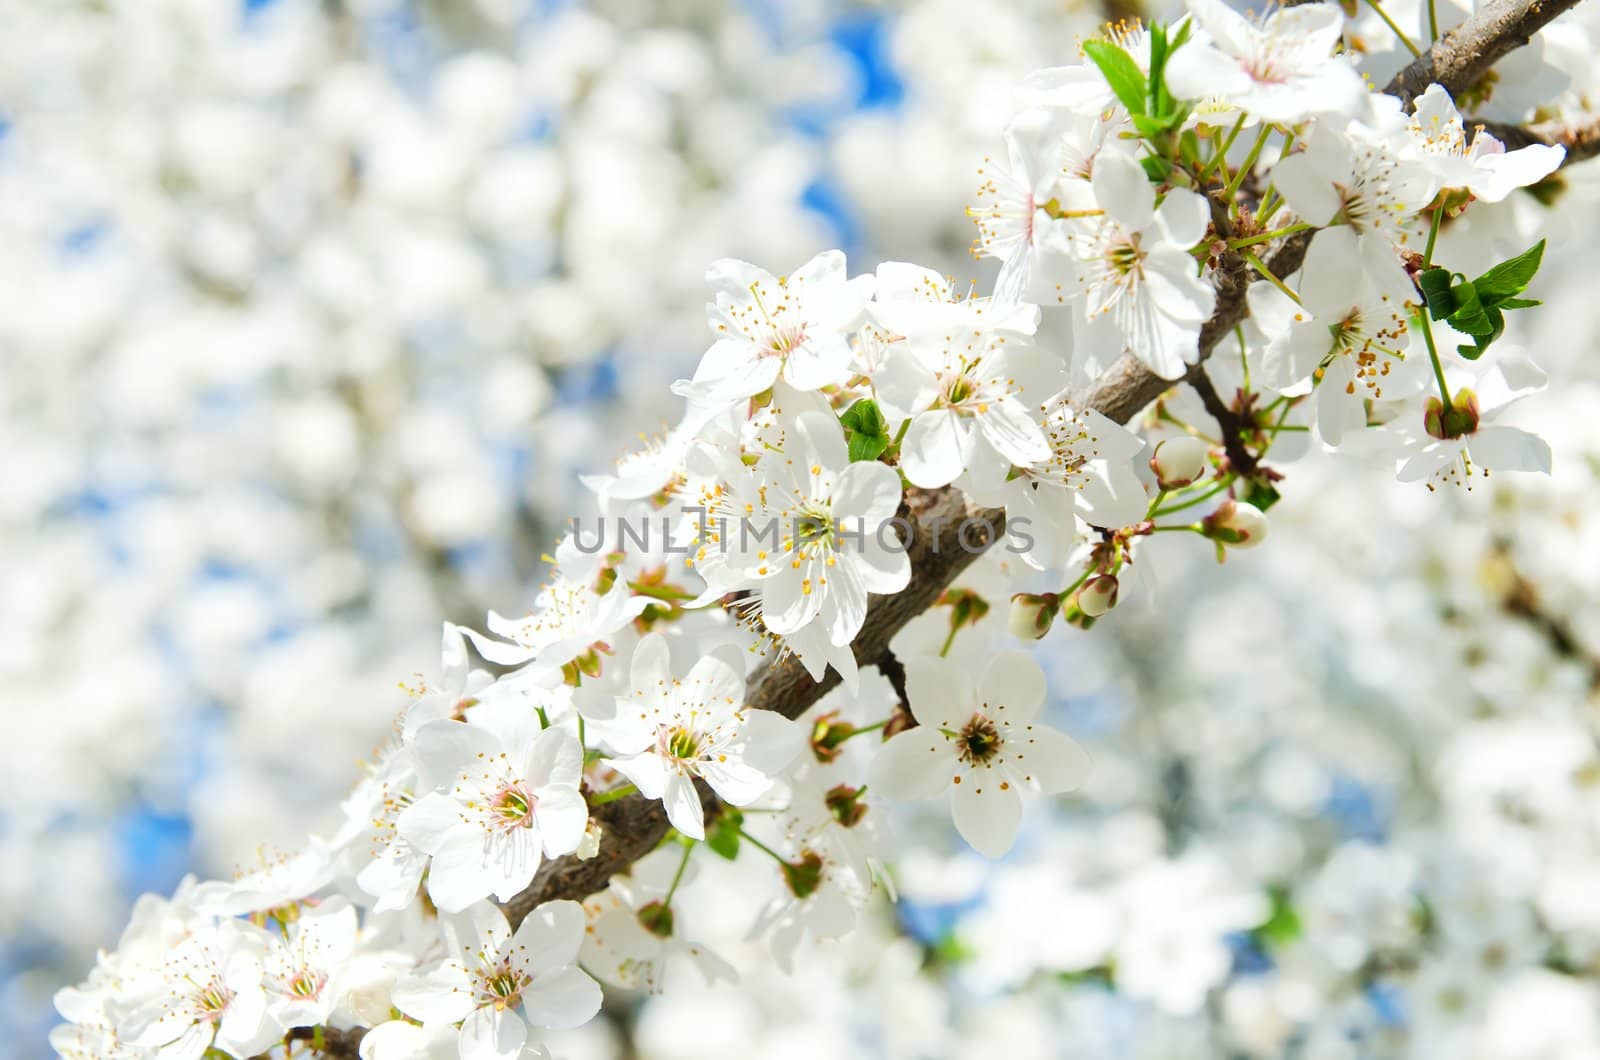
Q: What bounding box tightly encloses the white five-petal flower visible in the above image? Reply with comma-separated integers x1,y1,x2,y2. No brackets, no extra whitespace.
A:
1165,0,1366,122
398,701,588,912
392,900,600,1060
589,632,801,839
1064,149,1216,380
871,652,1090,858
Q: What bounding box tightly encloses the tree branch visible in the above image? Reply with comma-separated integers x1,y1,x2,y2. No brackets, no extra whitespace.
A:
305,4,1580,1049
1384,0,1584,106
1482,116,1600,165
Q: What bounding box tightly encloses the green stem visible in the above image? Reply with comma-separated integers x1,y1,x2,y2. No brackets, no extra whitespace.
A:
1152,478,1233,517
1418,311,1454,407
1198,114,1248,183
1423,207,1443,267
588,782,638,806
1228,222,1313,250
1222,126,1273,206
1428,0,1440,39
1241,249,1302,305
1364,0,1422,56
938,624,959,658
1417,210,1452,406
840,719,889,741
737,828,790,865
1059,566,1095,602
662,841,693,906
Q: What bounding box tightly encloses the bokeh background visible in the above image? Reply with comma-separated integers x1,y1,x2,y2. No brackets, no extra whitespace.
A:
5,1,1600,1058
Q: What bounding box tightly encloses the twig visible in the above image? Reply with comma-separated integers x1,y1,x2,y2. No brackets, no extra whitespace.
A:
1384,0,1584,106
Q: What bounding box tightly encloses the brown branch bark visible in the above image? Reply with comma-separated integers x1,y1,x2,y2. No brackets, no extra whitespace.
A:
1482,116,1600,164
1384,0,1583,106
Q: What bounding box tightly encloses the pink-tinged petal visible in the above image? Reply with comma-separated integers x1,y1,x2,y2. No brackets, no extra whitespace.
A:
951,778,1023,858
392,961,476,1025
459,1004,527,1060
977,652,1047,721
870,728,955,800
511,898,586,977
521,965,603,1030
1007,724,1092,794
900,409,969,488
662,771,707,840
905,656,973,730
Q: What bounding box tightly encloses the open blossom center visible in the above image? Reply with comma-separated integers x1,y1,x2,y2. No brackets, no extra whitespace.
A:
764,320,809,358
938,355,1020,415
957,713,1003,765
477,961,532,1009
491,784,538,830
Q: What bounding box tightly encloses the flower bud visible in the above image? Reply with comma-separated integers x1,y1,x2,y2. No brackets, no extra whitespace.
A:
636,900,674,939
1150,436,1211,489
1201,499,1268,548
1008,592,1060,640
809,712,855,764
1078,575,1119,617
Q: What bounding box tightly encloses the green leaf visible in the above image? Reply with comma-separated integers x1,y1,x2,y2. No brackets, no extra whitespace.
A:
1417,267,1457,320
1252,887,1303,948
839,399,891,462
1443,280,1494,338
705,808,743,860
1472,238,1544,304
1497,297,1541,310
1456,306,1505,360
1243,478,1281,512
1140,154,1173,182
1082,40,1147,116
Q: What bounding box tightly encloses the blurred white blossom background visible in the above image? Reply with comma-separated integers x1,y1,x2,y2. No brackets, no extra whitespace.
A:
5,0,1600,1058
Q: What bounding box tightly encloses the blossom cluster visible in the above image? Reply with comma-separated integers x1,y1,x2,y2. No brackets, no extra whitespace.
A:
48,0,1600,1056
